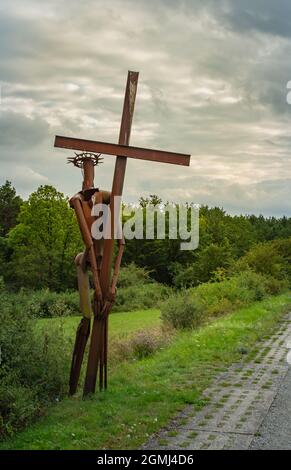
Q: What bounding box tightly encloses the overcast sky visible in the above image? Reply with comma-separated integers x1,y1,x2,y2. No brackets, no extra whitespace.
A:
1,0,291,216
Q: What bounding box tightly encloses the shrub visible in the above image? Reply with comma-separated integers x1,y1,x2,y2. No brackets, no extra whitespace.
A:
161,270,287,330
270,238,291,283
0,380,38,438
0,264,168,319
264,276,288,295
26,290,79,318
237,242,287,280
117,263,152,288
172,244,233,288
113,283,172,312
199,297,233,318
161,292,203,330
231,270,267,301
112,327,173,362
130,330,163,359
195,270,278,314
188,272,258,318
0,290,70,438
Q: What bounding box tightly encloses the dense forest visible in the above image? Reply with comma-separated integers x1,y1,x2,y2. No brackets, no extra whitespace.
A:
1,180,291,291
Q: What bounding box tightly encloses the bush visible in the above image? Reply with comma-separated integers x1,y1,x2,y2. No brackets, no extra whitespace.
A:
130,330,164,359
0,380,38,438
173,244,233,288
113,327,173,362
189,271,263,317
0,289,79,319
27,289,79,318
229,270,267,301
0,264,167,319
117,263,152,288
237,242,287,280
161,292,203,330
264,276,288,295
113,283,171,312
161,270,287,330
0,290,70,438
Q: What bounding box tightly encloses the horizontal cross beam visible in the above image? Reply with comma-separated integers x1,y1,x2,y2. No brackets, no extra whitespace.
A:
54,135,190,167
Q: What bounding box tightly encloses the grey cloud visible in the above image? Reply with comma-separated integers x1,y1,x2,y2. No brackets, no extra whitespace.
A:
1,0,291,215
218,0,291,38
0,111,49,150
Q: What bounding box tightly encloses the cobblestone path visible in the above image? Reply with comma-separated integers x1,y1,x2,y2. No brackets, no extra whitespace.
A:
143,313,291,450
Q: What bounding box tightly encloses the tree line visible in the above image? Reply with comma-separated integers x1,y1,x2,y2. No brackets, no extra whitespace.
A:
1,180,291,291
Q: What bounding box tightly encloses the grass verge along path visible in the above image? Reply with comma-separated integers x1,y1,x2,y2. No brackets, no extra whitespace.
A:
1,293,291,450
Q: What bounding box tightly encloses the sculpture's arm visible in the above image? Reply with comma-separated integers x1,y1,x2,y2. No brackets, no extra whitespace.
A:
70,193,102,301
103,191,124,298
110,234,125,298
100,234,125,319
75,252,92,319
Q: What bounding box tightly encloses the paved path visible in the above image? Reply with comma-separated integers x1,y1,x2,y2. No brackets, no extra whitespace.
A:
250,366,291,449
143,313,291,450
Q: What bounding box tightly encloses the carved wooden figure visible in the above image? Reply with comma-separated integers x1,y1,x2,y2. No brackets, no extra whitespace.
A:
54,71,191,397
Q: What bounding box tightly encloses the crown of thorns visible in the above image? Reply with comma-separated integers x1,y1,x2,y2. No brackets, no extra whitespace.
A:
67,152,103,168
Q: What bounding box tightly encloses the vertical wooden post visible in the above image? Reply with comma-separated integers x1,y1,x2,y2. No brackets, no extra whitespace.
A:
100,71,139,294
83,71,139,396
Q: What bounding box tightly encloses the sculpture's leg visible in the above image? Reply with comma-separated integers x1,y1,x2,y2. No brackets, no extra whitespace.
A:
69,252,92,395
69,317,90,395
83,295,103,395
84,234,125,395
99,317,105,391
103,235,125,390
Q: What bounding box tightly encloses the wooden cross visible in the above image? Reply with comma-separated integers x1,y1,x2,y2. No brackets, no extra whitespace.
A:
54,71,191,396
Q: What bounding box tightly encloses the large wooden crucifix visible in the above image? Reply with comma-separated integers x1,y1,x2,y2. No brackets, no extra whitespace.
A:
54,71,191,397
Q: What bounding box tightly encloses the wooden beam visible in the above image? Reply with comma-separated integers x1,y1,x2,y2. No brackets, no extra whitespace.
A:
83,71,139,397
54,135,190,167
99,71,139,298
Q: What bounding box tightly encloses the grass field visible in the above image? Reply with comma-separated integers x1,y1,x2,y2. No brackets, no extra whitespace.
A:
36,308,162,369
37,308,161,340
1,293,291,450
